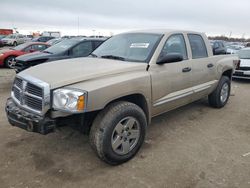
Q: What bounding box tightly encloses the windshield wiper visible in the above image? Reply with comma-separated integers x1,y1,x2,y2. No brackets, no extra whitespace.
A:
90,53,98,57
101,55,125,61
43,50,53,54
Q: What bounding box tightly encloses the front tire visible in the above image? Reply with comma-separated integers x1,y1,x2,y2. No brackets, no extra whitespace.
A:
4,56,16,68
208,76,231,108
89,101,147,165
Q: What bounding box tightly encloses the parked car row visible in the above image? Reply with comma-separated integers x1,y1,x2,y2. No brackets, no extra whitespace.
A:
14,37,105,72
210,40,246,55
0,34,31,46
0,42,50,68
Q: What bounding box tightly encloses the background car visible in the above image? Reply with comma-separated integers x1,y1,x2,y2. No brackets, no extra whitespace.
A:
1,34,29,46
46,38,64,46
233,48,250,79
226,45,243,54
0,42,50,68
0,35,6,47
32,36,55,42
210,40,227,55
14,37,106,72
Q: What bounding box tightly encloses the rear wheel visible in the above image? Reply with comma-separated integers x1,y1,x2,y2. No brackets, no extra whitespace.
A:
89,101,147,165
13,41,17,46
4,56,16,68
208,76,231,108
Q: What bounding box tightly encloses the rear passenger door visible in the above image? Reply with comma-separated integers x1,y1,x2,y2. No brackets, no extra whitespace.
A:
187,34,217,99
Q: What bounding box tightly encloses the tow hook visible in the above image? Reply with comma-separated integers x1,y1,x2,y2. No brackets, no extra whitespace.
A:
27,121,34,132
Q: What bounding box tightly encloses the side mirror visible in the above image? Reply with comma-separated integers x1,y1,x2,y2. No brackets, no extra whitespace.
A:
157,53,183,64
212,45,220,54
213,45,219,50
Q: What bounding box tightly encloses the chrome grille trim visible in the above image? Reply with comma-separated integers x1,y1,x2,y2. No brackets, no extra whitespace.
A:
11,74,50,115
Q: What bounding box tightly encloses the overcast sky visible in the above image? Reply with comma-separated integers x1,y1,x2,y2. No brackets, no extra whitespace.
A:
1,0,250,37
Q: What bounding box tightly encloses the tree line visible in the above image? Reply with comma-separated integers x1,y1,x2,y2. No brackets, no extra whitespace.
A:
208,36,250,43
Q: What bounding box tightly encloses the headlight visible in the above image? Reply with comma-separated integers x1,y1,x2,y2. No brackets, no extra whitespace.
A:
53,88,87,113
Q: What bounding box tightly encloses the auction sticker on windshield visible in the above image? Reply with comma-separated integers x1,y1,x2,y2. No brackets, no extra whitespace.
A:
130,43,150,48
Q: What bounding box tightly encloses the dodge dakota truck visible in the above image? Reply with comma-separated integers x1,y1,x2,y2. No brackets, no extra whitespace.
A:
5,30,239,165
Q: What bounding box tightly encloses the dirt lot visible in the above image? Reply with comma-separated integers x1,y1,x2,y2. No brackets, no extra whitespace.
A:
0,68,250,188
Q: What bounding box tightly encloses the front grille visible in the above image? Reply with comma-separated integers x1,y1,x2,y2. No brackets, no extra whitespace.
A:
234,72,250,78
12,76,49,114
14,77,23,89
25,95,43,111
26,82,43,98
13,87,21,101
239,67,250,71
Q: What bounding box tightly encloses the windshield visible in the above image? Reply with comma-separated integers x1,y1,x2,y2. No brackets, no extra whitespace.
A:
92,33,162,63
13,43,30,50
237,49,250,59
5,34,16,39
43,39,78,54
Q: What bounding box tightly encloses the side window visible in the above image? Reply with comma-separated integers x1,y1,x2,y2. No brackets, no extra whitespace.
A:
40,37,46,42
188,34,208,59
214,42,219,48
24,46,32,52
71,41,93,56
159,34,188,60
32,44,47,51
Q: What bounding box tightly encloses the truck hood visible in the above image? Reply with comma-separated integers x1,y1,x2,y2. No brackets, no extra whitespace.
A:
16,51,53,61
18,57,147,89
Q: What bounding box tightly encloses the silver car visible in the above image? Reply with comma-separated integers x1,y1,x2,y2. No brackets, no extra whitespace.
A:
1,34,29,46
233,48,250,79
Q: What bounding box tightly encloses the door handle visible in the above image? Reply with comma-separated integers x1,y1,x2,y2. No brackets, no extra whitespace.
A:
207,63,214,68
182,67,192,73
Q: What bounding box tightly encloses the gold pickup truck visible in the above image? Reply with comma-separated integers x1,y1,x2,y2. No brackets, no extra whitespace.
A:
5,30,239,165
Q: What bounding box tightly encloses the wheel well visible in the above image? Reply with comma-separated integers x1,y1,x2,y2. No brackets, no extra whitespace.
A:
222,69,233,79
80,94,150,134
108,94,150,124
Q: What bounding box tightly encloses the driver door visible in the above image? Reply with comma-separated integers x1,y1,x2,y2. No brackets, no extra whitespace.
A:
149,34,194,116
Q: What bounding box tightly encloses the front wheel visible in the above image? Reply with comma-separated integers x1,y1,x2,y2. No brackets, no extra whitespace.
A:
208,76,231,108
89,101,147,165
4,56,16,68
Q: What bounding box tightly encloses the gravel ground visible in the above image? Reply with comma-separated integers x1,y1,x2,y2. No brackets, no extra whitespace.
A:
0,69,250,188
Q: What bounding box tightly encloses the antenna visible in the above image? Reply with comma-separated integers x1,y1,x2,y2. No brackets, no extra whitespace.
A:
77,16,79,36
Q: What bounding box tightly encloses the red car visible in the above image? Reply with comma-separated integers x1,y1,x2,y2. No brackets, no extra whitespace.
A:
0,42,50,68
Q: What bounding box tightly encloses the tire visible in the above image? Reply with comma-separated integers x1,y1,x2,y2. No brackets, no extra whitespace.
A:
13,41,17,46
89,101,147,165
208,76,231,108
4,56,16,68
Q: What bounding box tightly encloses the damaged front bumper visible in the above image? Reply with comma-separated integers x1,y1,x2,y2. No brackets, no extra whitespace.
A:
5,98,55,135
